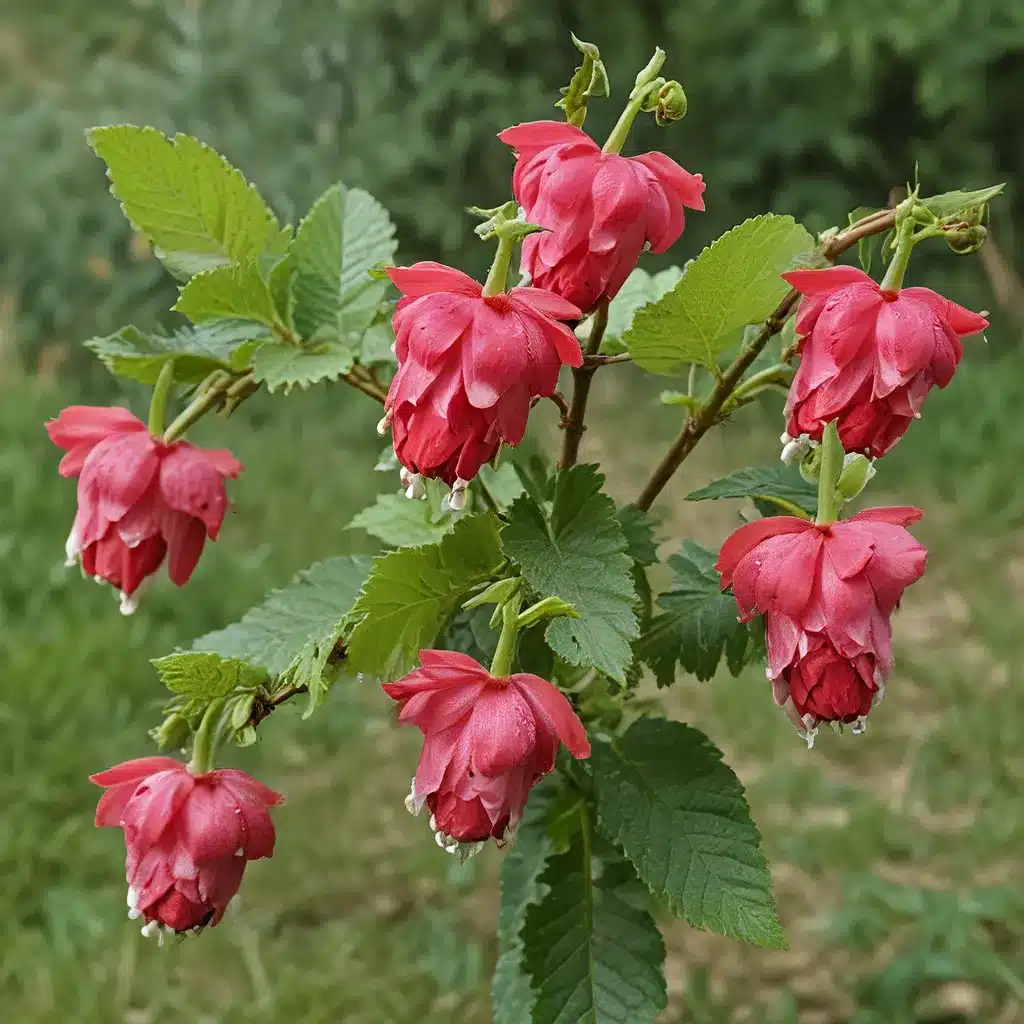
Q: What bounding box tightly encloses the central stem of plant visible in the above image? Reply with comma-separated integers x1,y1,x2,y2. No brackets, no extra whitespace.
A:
489,593,524,678
189,698,227,776
482,234,516,297
815,421,845,525
147,359,177,437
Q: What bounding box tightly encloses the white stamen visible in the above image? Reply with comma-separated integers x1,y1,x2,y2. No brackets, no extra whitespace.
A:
435,831,447,848
401,470,425,500
64,528,81,567
852,717,867,736
800,714,818,750
429,814,437,832
119,591,139,616
127,887,139,910
404,777,420,816
447,478,470,512
376,411,393,436
141,920,166,946
780,433,815,466
390,342,397,356
128,908,142,921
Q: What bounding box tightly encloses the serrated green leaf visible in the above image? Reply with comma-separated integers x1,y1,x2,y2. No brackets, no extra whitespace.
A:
637,541,751,685
360,321,397,366
625,215,815,372
592,718,785,948
174,260,278,326
919,184,1005,220
492,784,556,1024
291,183,397,341
602,266,684,353
523,821,667,1024
268,253,297,330
615,505,658,567
345,514,505,679
151,651,266,701
193,554,373,714
86,125,278,279
347,493,453,548
249,337,357,393
504,466,638,683
84,320,267,384
685,465,818,516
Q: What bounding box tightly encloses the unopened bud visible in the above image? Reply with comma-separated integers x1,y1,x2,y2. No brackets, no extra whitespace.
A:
798,445,822,482
836,453,875,501
945,224,987,255
151,713,191,751
654,80,687,125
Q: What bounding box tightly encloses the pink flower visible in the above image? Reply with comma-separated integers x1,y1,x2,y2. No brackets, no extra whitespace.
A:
383,262,582,494
91,757,284,939
498,121,705,313
46,406,242,610
716,507,927,732
783,267,988,457
382,650,591,848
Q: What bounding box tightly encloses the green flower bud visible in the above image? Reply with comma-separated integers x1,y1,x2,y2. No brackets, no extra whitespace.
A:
836,453,876,501
151,712,191,751
945,224,988,255
799,445,823,484
654,80,687,125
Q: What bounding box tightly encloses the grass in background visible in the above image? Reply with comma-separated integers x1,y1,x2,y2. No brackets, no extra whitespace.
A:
3,348,1023,1022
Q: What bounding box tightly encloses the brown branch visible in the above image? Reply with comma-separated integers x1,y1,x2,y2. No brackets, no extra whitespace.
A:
634,207,897,511
583,352,632,367
343,365,388,404
547,390,571,424
559,298,610,469
248,682,308,728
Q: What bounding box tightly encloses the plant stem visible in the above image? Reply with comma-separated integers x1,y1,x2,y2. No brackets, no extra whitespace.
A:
559,298,610,469
815,422,844,525
489,593,524,678
482,234,516,297
147,360,177,437
189,698,227,775
602,48,666,154
162,372,238,443
880,216,915,292
634,206,897,511
343,365,388,404
760,495,813,520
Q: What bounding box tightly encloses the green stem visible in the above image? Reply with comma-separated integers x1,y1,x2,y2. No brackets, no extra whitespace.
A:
147,360,177,437
758,495,812,520
189,698,227,776
481,234,516,297
162,372,239,443
880,217,916,292
602,49,666,154
815,422,844,525
489,592,524,678
723,363,792,409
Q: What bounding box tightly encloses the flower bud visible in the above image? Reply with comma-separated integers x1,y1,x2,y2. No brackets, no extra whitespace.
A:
150,712,190,751
654,80,687,125
836,453,876,501
945,224,987,255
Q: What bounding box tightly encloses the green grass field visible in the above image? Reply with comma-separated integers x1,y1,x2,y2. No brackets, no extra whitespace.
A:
3,353,1023,1023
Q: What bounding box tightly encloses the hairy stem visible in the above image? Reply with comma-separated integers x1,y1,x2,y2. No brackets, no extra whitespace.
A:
634,207,897,511
559,299,610,469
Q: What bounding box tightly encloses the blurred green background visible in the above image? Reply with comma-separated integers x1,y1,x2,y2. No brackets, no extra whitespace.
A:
2,1,1022,1021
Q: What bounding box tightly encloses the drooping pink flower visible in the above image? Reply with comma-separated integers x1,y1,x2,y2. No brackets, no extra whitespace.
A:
382,650,591,848
498,121,705,313
715,507,927,733
383,262,582,496
47,406,242,610
91,757,284,939
783,266,988,458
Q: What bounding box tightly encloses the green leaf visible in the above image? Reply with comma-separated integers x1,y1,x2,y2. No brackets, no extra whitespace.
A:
625,215,815,373
523,823,667,1024
192,554,373,714
345,513,505,679
347,493,453,548
291,183,397,341
268,253,297,330
602,266,684,353
503,465,638,682
636,541,751,685
477,462,526,509
360,321,397,366
84,320,267,384
919,184,1005,220
173,260,278,325
685,465,818,516
592,718,785,949
151,651,266,701
86,125,278,279
249,337,357,393
615,505,658,567
492,784,556,1024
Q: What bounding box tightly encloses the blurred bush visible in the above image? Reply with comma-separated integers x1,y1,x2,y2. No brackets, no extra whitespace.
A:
0,0,1021,379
